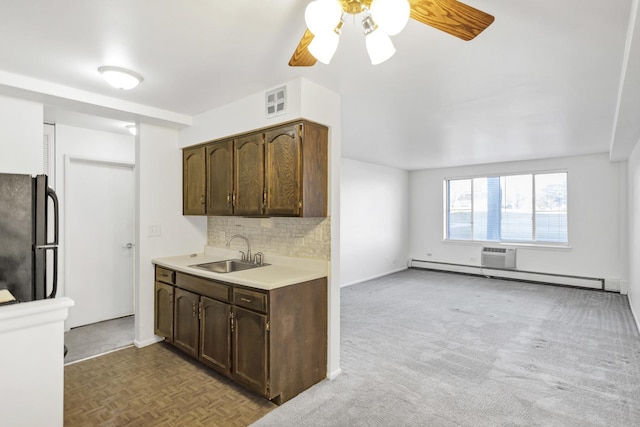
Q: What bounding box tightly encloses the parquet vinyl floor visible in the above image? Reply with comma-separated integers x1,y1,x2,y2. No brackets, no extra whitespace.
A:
64,342,276,426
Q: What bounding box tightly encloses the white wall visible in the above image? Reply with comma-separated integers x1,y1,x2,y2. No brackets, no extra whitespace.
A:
0,94,43,174
54,124,135,307
410,153,624,290
341,158,409,286
135,123,207,347
299,78,342,379
179,79,303,147
178,77,343,379
628,142,640,329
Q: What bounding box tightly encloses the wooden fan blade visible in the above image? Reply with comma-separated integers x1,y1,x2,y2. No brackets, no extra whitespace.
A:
289,29,318,67
409,0,495,41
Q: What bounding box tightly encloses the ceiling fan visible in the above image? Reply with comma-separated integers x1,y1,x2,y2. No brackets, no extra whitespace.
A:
289,0,494,66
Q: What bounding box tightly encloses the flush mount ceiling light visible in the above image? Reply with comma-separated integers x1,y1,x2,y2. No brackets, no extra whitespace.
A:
98,66,143,90
289,0,495,67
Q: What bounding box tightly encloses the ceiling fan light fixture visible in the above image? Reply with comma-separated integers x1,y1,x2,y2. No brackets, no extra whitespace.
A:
369,0,410,36
309,31,340,64
363,15,396,65
98,66,143,90
305,0,342,36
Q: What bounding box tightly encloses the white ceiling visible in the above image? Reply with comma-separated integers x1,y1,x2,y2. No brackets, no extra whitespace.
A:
0,0,638,170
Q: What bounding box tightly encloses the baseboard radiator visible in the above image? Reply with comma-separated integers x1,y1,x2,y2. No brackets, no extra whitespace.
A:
409,257,605,290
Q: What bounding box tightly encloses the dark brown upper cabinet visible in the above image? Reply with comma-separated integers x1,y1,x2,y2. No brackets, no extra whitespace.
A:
234,133,265,216
183,119,328,217
265,122,327,217
206,140,234,216
183,146,207,215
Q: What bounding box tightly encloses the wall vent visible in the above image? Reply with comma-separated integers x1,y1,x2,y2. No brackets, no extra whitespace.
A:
265,86,286,118
481,247,516,269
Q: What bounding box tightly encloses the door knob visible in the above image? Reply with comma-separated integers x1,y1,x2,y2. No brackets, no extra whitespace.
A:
123,243,134,249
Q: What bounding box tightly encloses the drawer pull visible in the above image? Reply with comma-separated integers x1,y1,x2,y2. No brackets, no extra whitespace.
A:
240,297,252,303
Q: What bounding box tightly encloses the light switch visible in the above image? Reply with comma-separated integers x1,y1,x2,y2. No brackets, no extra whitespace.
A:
148,224,161,237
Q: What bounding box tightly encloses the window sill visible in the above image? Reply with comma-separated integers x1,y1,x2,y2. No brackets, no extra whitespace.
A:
443,239,571,251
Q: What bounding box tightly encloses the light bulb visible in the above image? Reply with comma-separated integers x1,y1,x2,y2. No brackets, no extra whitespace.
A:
366,28,396,65
308,31,340,64
305,0,342,36
369,0,410,36
98,66,143,90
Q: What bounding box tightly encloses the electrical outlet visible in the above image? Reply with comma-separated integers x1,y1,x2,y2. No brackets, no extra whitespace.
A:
148,224,161,237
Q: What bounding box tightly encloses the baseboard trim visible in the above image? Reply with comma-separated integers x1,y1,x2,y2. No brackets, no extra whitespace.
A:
340,267,408,288
328,368,342,380
134,336,164,348
410,259,605,291
628,292,640,335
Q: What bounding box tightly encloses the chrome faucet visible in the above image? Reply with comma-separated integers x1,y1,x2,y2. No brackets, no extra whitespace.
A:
226,234,251,262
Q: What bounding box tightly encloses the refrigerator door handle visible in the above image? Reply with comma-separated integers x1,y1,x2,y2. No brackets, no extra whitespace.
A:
46,187,59,245
47,247,58,299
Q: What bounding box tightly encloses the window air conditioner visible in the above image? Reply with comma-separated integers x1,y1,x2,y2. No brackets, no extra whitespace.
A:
481,247,516,269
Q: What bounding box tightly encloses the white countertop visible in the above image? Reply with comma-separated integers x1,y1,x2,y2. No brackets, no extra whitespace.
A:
152,246,328,290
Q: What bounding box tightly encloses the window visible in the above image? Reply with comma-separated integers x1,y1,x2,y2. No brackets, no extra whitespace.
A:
446,172,568,244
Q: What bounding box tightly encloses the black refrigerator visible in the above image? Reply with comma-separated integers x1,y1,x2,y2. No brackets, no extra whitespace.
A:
0,173,59,302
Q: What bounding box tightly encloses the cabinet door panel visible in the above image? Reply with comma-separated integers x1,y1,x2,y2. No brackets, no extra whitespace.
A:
232,306,268,395
234,133,264,215
183,146,206,215
200,297,231,375
154,281,174,342
206,140,234,215
265,124,300,216
174,288,200,357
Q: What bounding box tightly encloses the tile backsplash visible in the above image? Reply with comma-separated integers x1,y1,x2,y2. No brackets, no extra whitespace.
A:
207,216,331,260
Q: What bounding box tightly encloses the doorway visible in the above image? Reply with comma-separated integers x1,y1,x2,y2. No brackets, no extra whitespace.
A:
64,157,135,328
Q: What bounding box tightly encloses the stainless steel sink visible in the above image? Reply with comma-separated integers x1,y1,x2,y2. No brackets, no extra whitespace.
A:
190,259,268,274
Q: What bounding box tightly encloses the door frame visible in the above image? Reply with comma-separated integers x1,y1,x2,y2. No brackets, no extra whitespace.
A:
63,155,136,327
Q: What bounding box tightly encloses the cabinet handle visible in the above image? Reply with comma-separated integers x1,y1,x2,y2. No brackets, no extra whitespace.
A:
227,193,232,206
263,190,267,208
240,297,252,303
232,192,236,207
200,194,205,205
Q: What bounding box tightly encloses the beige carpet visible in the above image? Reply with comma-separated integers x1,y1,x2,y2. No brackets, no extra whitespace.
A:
253,269,640,426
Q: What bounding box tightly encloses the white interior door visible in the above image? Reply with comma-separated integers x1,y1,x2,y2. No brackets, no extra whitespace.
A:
65,157,134,328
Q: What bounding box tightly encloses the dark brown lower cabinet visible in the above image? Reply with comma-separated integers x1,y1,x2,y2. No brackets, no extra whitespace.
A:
173,288,200,357
232,306,268,395
200,296,231,375
153,265,327,404
154,281,174,342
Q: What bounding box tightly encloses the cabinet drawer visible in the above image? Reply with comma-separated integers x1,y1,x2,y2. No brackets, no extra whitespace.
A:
233,288,267,313
176,272,230,302
156,266,175,284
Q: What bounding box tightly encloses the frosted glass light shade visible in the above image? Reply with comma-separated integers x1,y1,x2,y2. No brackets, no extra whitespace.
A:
308,31,340,64
365,29,396,64
305,0,342,36
369,0,410,36
98,66,143,90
